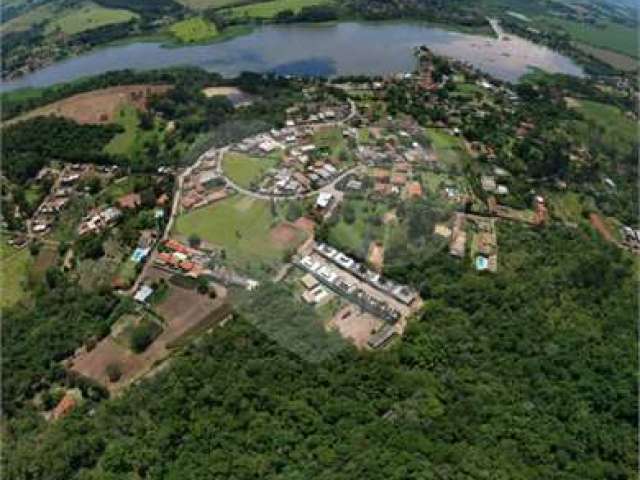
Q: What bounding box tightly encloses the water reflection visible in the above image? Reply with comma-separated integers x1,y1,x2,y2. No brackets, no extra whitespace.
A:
0,22,583,92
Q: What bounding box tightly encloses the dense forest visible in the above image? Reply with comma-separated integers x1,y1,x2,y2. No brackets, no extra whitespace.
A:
2,116,121,182
3,222,636,479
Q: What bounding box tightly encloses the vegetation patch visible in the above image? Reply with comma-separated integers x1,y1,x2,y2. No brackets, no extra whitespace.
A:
0,240,32,309
46,2,138,36
175,195,303,274
223,151,280,189
169,17,219,43
224,0,328,19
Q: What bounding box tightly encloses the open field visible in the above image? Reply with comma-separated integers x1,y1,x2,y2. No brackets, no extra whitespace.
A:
105,104,165,158
176,0,246,10
1,2,60,33
9,84,171,125
573,42,638,71
175,195,308,273
539,18,638,58
169,17,219,43
569,99,636,156
0,240,32,309
224,0,328,18
223,151,280,188
30,242,59,283
327,305,384,349
46,3,138,36
328,198,390,259
426,128,467,168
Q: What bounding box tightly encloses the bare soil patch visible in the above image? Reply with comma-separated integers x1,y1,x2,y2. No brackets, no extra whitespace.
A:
367,241,384,271
328,305,383,349
69,271,228,394
293,216,316,235
589,213,613,242
11,84,171,125
202,86,243,97
269,222,307,250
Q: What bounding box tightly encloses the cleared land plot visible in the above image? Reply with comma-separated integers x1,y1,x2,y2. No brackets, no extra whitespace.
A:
169,17,219,43
223,151,280,189
0,241,32,309
327,306,384,349
224,0,328,18
70,275,227,392
46,3,138,36
9,84,171,125
175,195,308,273
30,242,59,283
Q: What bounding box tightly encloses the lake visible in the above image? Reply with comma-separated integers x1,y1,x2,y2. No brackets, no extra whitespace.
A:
0,22,584,92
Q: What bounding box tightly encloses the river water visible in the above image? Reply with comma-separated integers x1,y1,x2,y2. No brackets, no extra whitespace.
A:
0,22,584,92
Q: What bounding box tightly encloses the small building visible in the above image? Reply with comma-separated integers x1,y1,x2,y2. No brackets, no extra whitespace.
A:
134,285,154,303
406,181,422,198
300,273,319,290
117,193,141,210
391,173,407,186
316,192,333,209
481,175,496,192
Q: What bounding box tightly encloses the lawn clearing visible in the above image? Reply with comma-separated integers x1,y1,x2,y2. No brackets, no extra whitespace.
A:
573,42,637,71
176,0,245,10
224,0,328,19
223,151,280,189
570,99,636,156
0,241,32,309
175,195,307,274
169,17,219,43
538,18,638,58
46,2,138,36
30,242,59,283
105,104,165,159
426,128,467,168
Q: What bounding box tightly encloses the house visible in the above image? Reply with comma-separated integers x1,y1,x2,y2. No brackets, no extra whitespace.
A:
134,285,154,303
300,273,319,290
117,193,141,210
391,173,407,186
372,168,390,182
51,389,82,420
406,181,423,198
316,192,333,209
480,175,497,192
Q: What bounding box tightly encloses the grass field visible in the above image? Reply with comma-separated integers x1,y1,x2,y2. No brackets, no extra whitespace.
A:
176,0,245,10
570,99,636,156
328,199,389,258
105,105,164,159
1,239,32,309
46,3,137,35
1,2,59,33
169,17,219,43
224,0,328,18
426,128,467,168
223,152,280,189
175,195,306,273
573,42,638,71
540,18,638,58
